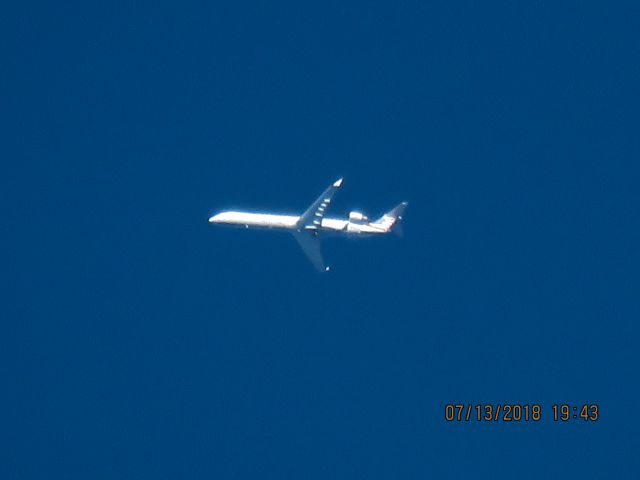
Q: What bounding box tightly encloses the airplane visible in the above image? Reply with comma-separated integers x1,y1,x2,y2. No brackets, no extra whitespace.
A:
208,178,408,272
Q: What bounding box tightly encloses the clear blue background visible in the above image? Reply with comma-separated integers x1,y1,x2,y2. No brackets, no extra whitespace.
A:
2,1,639,478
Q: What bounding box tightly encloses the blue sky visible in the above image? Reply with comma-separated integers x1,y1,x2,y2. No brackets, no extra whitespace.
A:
2,1,639,478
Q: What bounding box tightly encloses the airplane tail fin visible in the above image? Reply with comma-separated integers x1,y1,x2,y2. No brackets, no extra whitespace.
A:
374,202,408,234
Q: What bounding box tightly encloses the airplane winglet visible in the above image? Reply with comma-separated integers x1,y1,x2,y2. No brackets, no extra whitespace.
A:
333,178,343,188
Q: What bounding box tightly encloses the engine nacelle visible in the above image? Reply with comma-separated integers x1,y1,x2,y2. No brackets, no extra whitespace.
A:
348,211,369,223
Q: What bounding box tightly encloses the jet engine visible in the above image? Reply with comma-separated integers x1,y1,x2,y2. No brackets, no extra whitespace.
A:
348,211,369,223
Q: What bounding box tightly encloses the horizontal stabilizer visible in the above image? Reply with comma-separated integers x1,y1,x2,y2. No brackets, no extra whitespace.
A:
374,201,408,232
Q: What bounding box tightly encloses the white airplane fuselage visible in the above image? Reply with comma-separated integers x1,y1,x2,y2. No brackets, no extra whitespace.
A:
208,211,389,236
208,178,407,271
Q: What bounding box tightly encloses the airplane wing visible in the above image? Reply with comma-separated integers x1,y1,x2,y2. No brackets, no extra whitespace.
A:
293,178,342,271
297,178,343,231
292,232,328,272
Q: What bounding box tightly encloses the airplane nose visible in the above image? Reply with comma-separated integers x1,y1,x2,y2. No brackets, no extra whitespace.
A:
209,212,227,224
